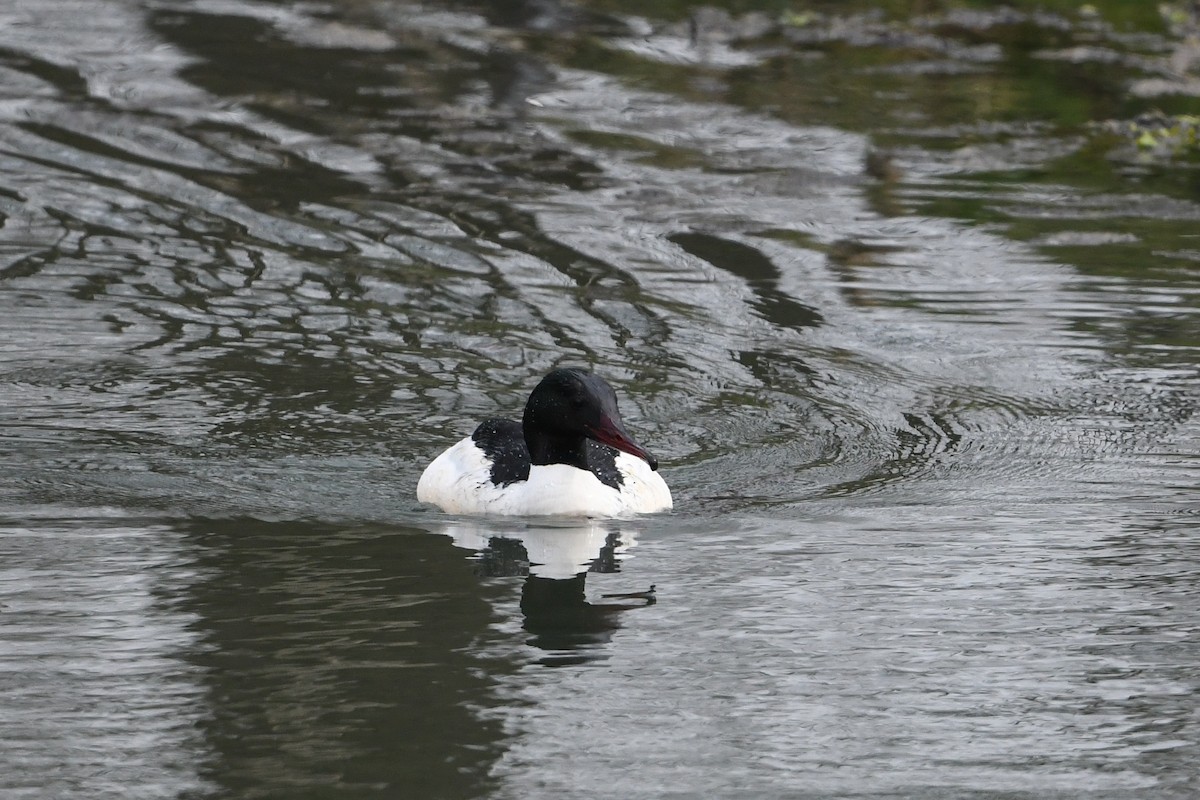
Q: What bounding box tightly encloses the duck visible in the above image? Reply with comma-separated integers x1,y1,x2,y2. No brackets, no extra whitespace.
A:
417,368,672,517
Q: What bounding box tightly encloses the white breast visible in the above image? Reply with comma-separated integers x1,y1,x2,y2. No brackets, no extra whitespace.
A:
416,437,672,517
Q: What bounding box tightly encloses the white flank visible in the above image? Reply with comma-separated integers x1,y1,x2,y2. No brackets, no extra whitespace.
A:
417,437,673,517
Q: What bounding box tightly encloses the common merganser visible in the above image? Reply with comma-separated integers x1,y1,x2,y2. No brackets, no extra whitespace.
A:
417,368,673,517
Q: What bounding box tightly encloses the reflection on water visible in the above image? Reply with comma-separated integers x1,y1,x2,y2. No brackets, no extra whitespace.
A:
439,520,654,665
441,519,635,580
1,0,1198,798
483,509,1200,799
174,517,509,799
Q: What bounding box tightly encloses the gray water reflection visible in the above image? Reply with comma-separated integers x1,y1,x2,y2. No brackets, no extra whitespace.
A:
1,516,212,799
481,508,1200,799
0,0,1197,798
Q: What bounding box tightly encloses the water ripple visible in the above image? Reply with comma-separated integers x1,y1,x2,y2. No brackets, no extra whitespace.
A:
0,2,1197,797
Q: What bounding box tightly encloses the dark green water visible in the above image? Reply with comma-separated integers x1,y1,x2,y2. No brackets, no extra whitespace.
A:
1,1,1197,798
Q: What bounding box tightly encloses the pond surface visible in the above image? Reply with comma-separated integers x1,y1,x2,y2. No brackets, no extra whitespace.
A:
1,1,1197,798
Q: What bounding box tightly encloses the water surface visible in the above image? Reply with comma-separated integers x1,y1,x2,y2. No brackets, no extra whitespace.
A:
1,1,1197,798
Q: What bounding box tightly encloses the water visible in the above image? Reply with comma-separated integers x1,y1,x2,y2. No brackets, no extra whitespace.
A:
1,1,1197,798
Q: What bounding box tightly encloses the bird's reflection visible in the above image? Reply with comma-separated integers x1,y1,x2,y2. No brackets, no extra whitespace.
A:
435,520,656,666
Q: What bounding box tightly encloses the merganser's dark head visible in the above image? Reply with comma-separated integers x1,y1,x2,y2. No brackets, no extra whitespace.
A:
522,368,659,471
